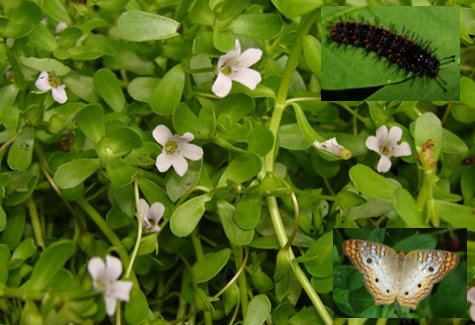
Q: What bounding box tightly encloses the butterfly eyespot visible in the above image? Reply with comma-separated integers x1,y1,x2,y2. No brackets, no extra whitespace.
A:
417,283,422,288
405,291,409,295
366,258,373,263
375,278,379,282
386,289,390,293
428,266,434,272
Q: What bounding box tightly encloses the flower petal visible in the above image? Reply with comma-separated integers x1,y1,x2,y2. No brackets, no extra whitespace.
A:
51,85,67,104
88,257,106,281
376,125,389,143
35,71,52,91
468,288,475,304
217,39,241,69
180,143,203,161
391,142,412,157
155,152,173,173
232,68,261,90
139,199,151,228
171,154,189,177
212,72,233,98
471,304,475,322
150,202,165,224
109,280,133,302
237,48,263,68
180,132,195,142
104,255,123,281
104,295,118,316
365,136,380,153
388,126,403,144
377,155,392,173
152,125,173,146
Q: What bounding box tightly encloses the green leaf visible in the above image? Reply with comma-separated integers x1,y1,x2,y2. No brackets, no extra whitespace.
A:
217,200,254,246
461,166,475,206
170,194,212,237
393,188,428,228
53,159,100,189
7,126,35,171
243,295,271,325
150,64,185,115
246,127,274,157
0,244,10,283
279,123,311,150
22,240,75,291
94,69,126,112
303,35,321,80
95,0,128,12
108,127,143,153
10,238,37,266
349,164,401,201
438,200,475,232
173,103,211,139
127,77,160,102
192,249,232,283
118,11,180,41
105,160,136,187
414,112,442,162
42,0,71,24
138,178,173,218
75,104,105,143
2,1,43,38
124,287,149,324
272,0,323,19
460,76,475,109
217,153,261,188
166,160,202,202
441,128,469,154
234,187,261,229
303,231,333,277
228,14,283,40
27,23,58,52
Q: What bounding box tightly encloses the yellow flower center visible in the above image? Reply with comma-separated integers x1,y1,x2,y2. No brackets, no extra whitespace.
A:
220,65,232,75
165,141,178,155
48,78,59,88
381,145,390,156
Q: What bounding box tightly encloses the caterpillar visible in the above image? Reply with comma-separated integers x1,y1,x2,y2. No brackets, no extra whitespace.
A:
329,17,455,85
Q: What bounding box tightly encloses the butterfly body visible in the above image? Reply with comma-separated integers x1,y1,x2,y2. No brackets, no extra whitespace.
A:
342,239,459,309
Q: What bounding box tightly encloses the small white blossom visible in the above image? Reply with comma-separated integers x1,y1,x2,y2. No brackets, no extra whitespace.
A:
212,39,262,98
35,71,67,104
314,138,345,156
468,288,475,322
88,255,133,316
365,125,411,173
153,125,203,177
139,199,164,233
55,22,68,33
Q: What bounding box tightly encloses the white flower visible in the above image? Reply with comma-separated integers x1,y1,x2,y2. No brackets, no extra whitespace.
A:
212,39,262,98
468,287,475,322
139,199,164,233
365,125,412,173
153,125,203,177
314,138,345,156
55,22,68,33
87,255,133,316
35,71,67,104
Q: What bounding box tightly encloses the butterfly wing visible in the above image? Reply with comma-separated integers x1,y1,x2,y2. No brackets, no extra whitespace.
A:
396,249,459,309
342,239,399,306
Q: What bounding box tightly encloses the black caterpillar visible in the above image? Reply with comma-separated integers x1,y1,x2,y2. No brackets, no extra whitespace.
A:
329,17,455,85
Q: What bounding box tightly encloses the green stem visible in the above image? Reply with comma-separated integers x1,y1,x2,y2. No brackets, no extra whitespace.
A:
263,10,333,325
76,197,138,286
125,179,143,279
334,102,373,129
232,245,249,318
190,230,213,325
25,196,45,251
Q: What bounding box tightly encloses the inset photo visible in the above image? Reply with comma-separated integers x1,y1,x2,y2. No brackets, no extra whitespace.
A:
333,228,466,318
321,6,460,101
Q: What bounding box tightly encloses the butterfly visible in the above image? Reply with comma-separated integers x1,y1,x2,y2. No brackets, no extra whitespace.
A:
342,239,460,310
